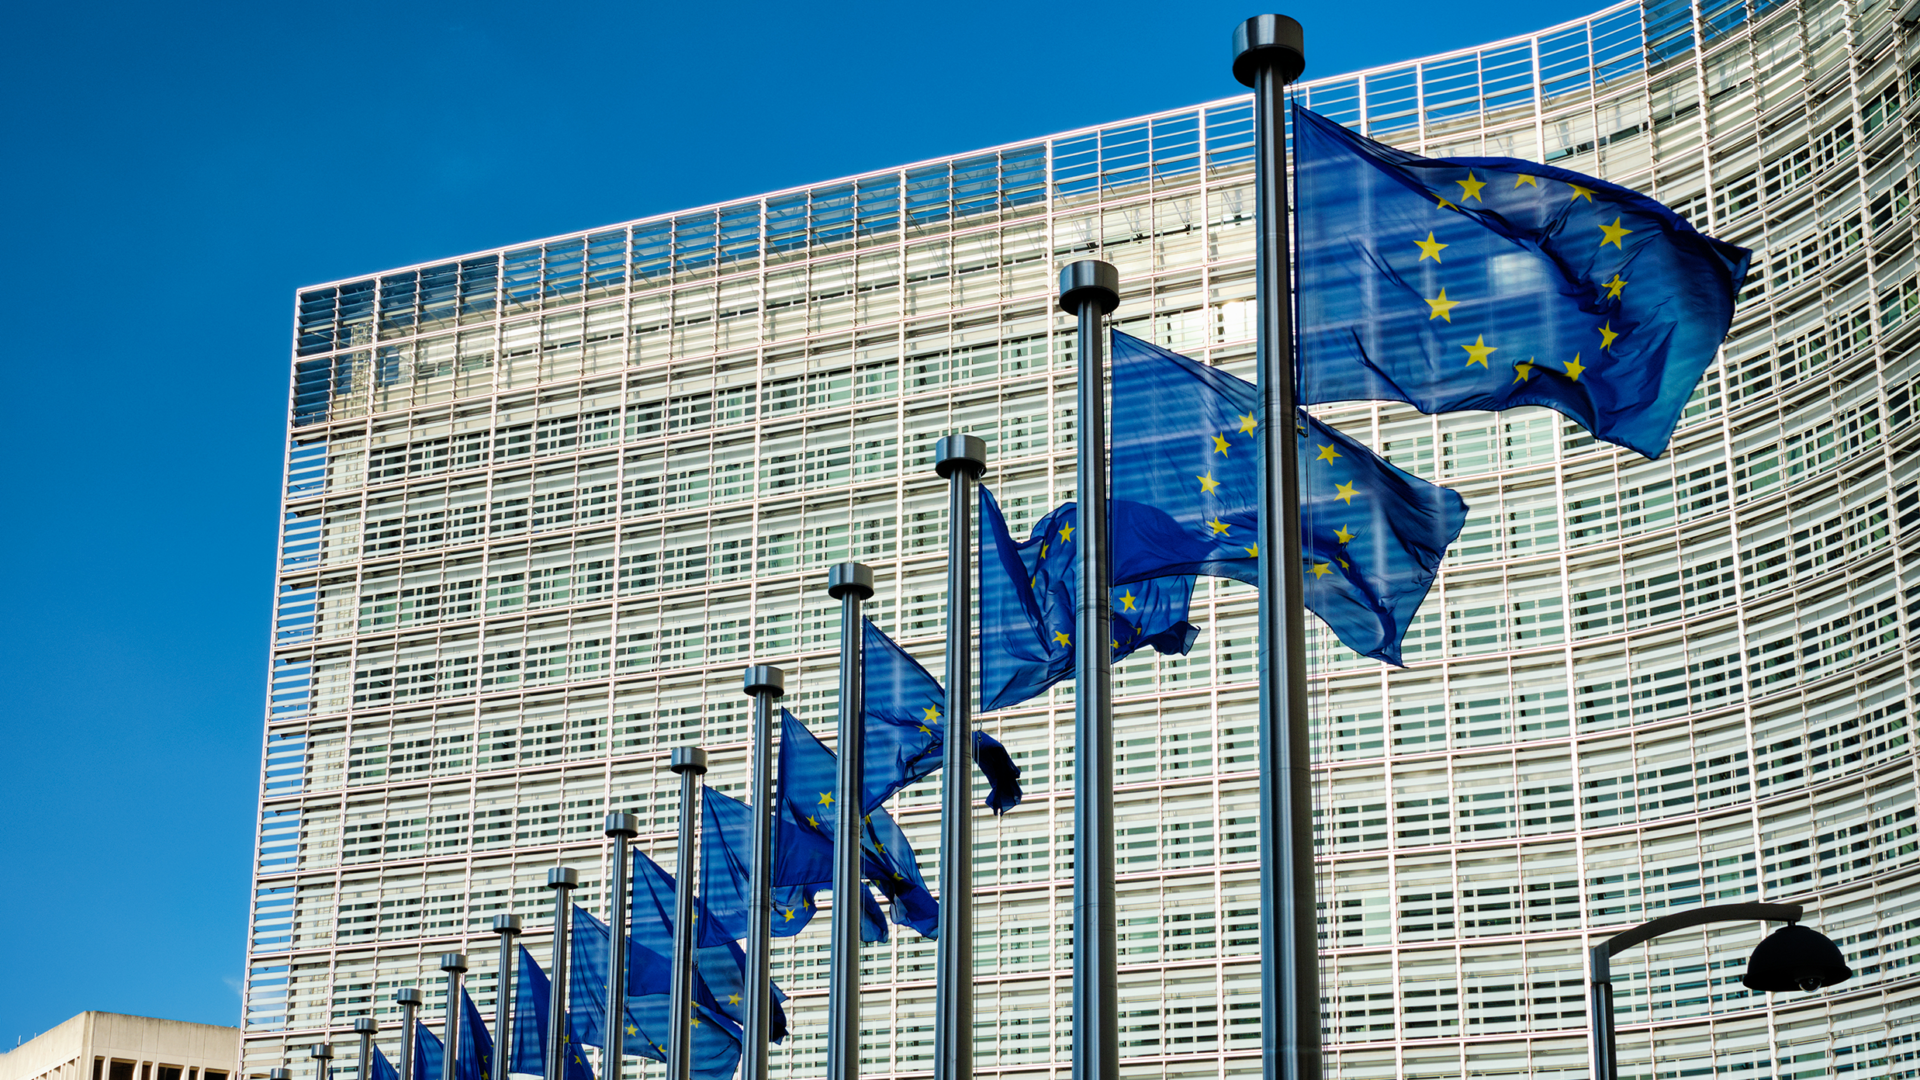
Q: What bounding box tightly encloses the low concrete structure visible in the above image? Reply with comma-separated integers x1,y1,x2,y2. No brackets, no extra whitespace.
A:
1,1014,239,1080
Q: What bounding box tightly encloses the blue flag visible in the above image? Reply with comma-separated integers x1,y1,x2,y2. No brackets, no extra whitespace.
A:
978,490,1202,711
510,946,590,1080
629,847,788,1042
773,708,940,941
369,1048,398,1080
859,619,1024,813
457,990,492,1080
1293,105,1751,459
413,1024,441,1080
570,904,742,1080
1108,331,1468,665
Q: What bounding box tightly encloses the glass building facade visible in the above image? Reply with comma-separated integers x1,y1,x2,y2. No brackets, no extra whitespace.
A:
245,1,1920,1076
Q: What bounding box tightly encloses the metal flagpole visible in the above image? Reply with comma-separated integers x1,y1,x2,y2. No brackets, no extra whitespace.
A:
270,1066,291,1080
825,561,874,1080
1230,16,1319,1080
439,953,468,1080
491,916,522,1080
605,812,640,1080
353,1018,378,1080
309,1043,333,1080
932,433,986,1080
741,664,788,1080
667,747,710,1080
545,867,580,1080
1058,260,1120,1080
395,988,422,1080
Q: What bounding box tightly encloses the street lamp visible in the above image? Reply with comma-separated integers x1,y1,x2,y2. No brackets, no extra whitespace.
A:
1588,901,1851,1080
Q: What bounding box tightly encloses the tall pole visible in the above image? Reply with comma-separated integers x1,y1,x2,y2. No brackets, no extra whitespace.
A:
1058,260,1120,1080
825,561,874,1080
270,1067,292,1080
394,988,422,1080
932,433,986,1080
491,916,522,1080
439,954,468,1080
605,812,640,1080
309,1043,333,1080
352,1019,378,1080
1231,17,1318,1080
741,665,788,1080
545,868,580,1080
667,747,710,1080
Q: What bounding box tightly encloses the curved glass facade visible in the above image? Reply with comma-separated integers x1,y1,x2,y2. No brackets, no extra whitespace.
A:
246,2,1920,1079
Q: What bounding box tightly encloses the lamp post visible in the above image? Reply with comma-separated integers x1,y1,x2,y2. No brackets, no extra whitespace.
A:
1588,902,1852,1080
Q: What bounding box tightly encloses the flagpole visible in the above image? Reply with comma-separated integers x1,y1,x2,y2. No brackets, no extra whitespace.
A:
545,867,580,1080
741,664,788,1080
439,954,468,1080
395,989,422,1080
1231,16,1319,1080
931,433,986,1080
491,916,521,1080
825,561,874,1080
604,812,640,1080
353,1018,378,1080
310,1043,333,1080
1058,260,1120,1080
667,747,710,1080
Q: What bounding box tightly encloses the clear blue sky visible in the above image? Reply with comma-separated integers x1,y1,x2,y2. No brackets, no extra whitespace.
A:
0,0,1608,1043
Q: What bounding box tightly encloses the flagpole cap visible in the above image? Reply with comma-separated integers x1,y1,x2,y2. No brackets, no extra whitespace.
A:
438,952,468,974
308,1047,333,1061
933,433,988,479
604,811,640,838
743,664,786,698
1231,15,1306,87
393,987,423,1007
826,561,875,600
270,1070,292,1079
351,1018,379,1036
1058,260,1120,316
547,866,580,889
670,746,710,776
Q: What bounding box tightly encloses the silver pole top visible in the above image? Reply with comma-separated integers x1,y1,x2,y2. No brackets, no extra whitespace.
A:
743,664,787,698
605,811,640,837
271,1069,292,1079
439,953,468,973
548,866,580,889
308,1046,334,1061
1058,260,1121,316
393,987,423,1007
670,746,710,776
1230,14,1306,87
492,914,523,935
933,433,988,480
352,1018,379,1035
826,561,875,600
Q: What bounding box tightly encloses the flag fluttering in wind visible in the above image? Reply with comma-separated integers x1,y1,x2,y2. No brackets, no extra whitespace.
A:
570,904,744,1080
413,1024,441,1080
457,990,492,1080
1108,331,1468,665
369,1047,399,1080
860,620,1024,813
1292,104,1751,459
510,946,593,1080
628,848,788,1041
979,487,1202,711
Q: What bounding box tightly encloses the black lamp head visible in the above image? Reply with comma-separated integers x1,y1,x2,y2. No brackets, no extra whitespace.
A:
1742,923,1853,992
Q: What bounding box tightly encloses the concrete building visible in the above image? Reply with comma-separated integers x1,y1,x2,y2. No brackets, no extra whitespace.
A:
246,0,1920,1076
2,1015,237,1080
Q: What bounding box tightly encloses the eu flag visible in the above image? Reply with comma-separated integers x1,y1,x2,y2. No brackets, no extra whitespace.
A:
413,1024,441,1080
1293,105,1751,459
510,946,589,1080
860,619,1025,813
457,990,492,1080
1108,331,1468,665
571,903,743,1080
369,1048,399,1080
979,487,1201,711
627,851,788,1040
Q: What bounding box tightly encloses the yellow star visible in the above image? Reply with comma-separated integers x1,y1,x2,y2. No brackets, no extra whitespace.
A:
1425,287,1460,322
1052,630,1070,646
1565,354,1586,381
1243,544,1259,557
691,1016,701,1028
1433,193,1457,210
1515,173,1539,188
1457,172,1486,202
1603,274,1627,299
1599,216,1633,249
1059,524,1074,543
1335,482,1358,505
1237,412,1257,434
818,791,833,807
1334,525,1355,544
1462,335,1496,368
1208,517,1230,536
1598,322,1619,350
729,994,742,1006
1040,542,1049,559
1514,362,1534,383
1414,231,1448,262
1310,562,1332,579
807,815,818,827
922,704,940,724
917,725,931,735
1212,433,1231,455
1315,443,1342,463
1110,639,1119,650
1119,591,1137,611
1197,472,1219,494
626,1024,638,1037
782,907,795,921
1569,183,1595,202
